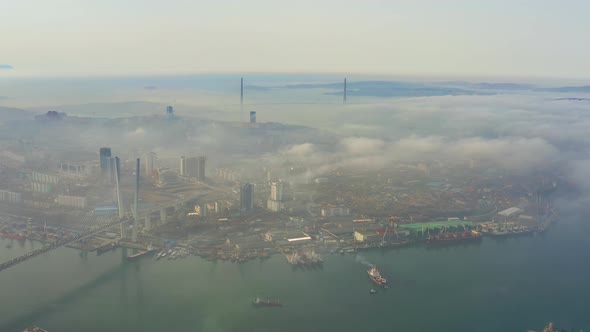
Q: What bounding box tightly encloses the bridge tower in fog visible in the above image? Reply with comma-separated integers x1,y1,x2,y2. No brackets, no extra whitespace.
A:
343,78,347,104
240,77,244,122
114,156,125,237
132,158,140,242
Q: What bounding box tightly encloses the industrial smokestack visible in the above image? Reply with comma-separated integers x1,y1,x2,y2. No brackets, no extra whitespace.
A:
240,77,244,122
133,158,140,242
343,78,347,104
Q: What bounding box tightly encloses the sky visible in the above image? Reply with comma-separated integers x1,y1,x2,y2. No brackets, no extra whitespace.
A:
1,0,590,78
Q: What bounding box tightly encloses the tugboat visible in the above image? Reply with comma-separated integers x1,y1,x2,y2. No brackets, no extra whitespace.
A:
251,297,284,307
367,265,387,288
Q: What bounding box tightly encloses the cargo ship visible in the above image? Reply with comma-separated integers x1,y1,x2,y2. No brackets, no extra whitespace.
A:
126,245,155,261
367,265,387,287
0,232,26,240
426,230,481,244
251,297,283,307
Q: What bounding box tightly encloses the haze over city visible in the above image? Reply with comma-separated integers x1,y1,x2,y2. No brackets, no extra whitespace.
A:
1,1,589,332
2,0,590,78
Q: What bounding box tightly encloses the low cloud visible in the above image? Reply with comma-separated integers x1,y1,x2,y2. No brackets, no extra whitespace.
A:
125,127,146,139
0,64,14,70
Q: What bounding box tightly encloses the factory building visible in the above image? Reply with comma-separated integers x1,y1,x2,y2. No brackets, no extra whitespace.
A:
497,207,522,221
354,230,381,243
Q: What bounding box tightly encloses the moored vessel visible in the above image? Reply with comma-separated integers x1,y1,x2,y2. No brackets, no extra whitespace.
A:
426,230,481,244
127,245,155,261
0,232,26,240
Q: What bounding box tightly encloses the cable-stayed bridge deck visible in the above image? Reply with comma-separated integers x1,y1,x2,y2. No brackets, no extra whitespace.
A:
0,217,130,273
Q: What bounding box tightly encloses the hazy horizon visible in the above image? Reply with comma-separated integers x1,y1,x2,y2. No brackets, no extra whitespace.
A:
2,0,590,79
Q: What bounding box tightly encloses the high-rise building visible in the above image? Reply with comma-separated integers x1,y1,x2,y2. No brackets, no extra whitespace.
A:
240,183,254,211
250,111,256,124
145,152,157,176
180,156,206,180
179,156,186,176
270,182,283,201
166,105,174,116
267,182,284,212
197,156,206,181
99,147,111,176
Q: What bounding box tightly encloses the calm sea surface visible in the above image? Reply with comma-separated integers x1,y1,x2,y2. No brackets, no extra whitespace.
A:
1,213,588,332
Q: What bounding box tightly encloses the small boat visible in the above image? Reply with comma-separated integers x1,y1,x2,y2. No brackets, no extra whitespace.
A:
370,288,376,294
252,297,283,307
